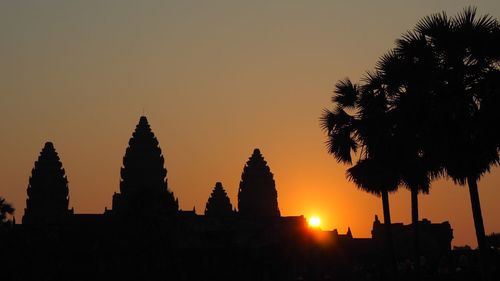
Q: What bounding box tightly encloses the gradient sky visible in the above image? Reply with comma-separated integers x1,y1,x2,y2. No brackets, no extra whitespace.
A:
1,1,499,247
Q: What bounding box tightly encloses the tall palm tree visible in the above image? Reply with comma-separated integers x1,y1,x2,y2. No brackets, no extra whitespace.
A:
376,38,440,278
432,10,499,275
386,7,500,277
0,197,15,226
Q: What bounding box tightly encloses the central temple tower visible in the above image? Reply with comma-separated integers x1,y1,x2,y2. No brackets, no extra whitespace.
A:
238,148,280,217
112,116,178,218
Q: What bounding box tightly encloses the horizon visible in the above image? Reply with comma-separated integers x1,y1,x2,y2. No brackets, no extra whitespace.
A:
1,0,500,247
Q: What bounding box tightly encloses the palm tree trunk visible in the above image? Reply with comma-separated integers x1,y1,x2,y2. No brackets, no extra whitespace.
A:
381,190,397,279
411,187,421,280
382,190,391,225
467,176,489,279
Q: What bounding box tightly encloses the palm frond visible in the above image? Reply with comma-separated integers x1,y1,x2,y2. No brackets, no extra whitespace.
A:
0,197,15,223
321,106,359,164
333,78,359,108
347,158,400,196
454,6,478,28
325,127,357,164
453,6,497,30
415,11,451,36
319,109,335,133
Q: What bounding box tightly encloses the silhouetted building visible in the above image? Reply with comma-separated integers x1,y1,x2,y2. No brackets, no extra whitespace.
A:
371,215,453,260
346,227,353,238
22,142,73,225
204,182,233,217
488,232,500,250
111,116,178,218
238,148,280,217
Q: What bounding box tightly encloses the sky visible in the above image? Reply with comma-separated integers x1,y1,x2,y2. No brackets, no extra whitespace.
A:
1,0,499,247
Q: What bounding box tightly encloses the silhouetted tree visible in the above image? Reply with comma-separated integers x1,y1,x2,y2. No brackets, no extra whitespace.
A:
364,8,500,278
112,116,178,218
238,149,280,217
0,197,14,226
373,47,439,279
321,77,400,277
417,6,498,256
386,8,500,274
205,182,234,217
23,142,73,225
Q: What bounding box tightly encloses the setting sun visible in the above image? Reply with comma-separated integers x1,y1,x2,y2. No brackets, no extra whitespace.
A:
308,216,321,228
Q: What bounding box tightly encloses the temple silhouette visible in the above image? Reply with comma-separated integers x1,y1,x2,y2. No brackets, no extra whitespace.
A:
205,182,234,217
1,116,456,281
22,142,73,225
111,116,178,218
238,149,280,217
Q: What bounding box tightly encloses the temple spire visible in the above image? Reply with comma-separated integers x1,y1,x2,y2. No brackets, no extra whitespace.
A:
204,182,233,217
346,227,353,238
23,142,73,225
238,148,280,217
112,116,178,218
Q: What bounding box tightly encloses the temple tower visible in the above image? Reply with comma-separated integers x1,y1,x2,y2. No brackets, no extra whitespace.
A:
238,148,280,217
23,142,73,225
112,116,178,217
204,182,233,217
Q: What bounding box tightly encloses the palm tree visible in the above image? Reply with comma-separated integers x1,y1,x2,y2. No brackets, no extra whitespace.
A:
321,77,400,276
398,150,434,278
376,39,439,278
428,10,499,274
0,197,15,226
385,7,500,277
422,5,497,243
321,78,399,223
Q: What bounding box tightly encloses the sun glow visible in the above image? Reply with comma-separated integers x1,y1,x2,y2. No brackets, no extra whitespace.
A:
308,216,321,228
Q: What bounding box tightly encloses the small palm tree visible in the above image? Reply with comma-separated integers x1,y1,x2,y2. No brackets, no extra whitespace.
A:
0,197,15,226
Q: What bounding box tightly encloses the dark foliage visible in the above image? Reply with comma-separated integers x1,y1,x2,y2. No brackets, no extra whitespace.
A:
0,197,14,225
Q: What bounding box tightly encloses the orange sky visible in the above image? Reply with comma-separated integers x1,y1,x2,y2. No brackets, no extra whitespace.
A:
1,1,499,247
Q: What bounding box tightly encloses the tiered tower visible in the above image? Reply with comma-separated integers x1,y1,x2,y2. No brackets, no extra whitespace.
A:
238,148,280,217
204,182,233,217
112,116,178,218
23,142,73,225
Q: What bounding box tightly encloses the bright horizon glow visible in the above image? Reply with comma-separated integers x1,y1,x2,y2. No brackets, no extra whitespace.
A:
309,216,321,228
